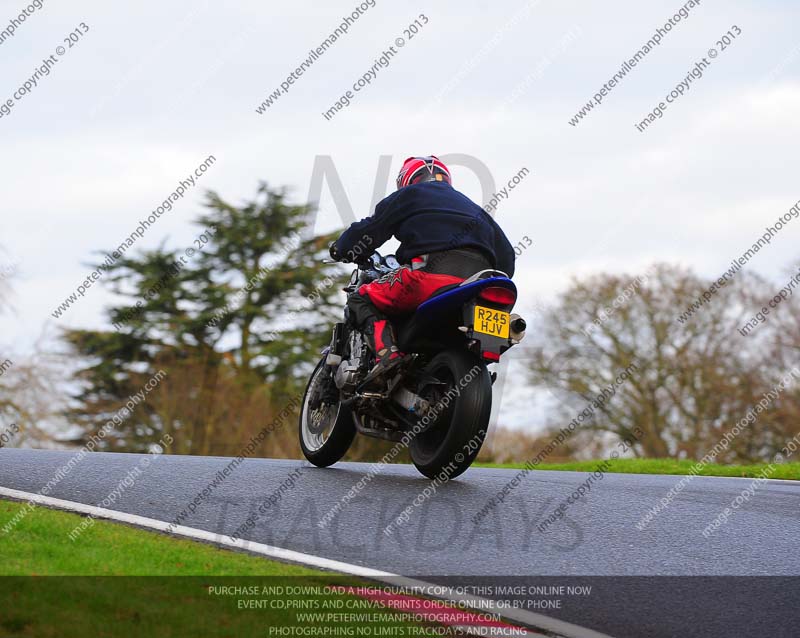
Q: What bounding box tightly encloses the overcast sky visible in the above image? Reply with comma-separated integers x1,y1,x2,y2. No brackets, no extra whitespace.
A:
1,0,798,430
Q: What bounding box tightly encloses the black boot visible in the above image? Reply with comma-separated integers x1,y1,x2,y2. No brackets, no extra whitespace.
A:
361,319,405,386
346,293,405,385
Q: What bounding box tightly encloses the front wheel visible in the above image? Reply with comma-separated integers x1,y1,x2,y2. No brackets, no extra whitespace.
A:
299,357,356,467
409,350,492,480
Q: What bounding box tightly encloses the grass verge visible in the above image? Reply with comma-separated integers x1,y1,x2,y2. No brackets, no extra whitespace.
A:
0,499,445,637
475,457,800,480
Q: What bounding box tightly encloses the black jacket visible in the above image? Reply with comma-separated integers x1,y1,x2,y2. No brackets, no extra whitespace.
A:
335,181,515,277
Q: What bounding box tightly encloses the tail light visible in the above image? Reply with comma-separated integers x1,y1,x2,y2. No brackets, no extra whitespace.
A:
478,286,516,305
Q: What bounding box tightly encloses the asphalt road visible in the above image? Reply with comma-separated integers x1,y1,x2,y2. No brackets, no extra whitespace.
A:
1,448,799,637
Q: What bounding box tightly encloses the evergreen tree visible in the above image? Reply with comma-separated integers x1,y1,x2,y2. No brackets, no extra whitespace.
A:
64,183,346,454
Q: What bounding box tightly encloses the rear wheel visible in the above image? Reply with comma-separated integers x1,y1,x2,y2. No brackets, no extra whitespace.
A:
409,349,491,479
299,357,356,467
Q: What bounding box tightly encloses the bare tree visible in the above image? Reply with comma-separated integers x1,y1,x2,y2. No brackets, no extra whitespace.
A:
742,261,800,459
528,264,788,462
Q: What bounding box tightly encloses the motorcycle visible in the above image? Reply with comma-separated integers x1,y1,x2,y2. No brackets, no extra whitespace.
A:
298,251,526,479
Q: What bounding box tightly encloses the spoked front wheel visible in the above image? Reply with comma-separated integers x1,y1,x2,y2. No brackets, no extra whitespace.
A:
299,357,355,467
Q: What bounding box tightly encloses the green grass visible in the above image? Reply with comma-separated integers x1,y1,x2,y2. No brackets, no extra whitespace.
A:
0,499,447,637
475,457,800,480
0,498,322,577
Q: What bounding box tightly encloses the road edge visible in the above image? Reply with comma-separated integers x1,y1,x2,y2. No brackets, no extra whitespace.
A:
0,485,614,638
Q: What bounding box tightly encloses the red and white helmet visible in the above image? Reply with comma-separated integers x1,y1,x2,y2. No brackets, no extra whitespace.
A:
396,155,452,190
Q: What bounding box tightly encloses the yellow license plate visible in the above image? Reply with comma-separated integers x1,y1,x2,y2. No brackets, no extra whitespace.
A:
473,305,510,338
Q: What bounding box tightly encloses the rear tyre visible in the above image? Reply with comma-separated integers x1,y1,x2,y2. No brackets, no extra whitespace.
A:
299,357,356,467
410,349,491,480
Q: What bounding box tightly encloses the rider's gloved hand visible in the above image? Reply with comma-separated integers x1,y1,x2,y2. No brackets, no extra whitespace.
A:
329,241,345,262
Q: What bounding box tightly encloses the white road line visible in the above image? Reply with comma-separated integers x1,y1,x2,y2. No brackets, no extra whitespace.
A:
0,485,615,638
0,486,391,577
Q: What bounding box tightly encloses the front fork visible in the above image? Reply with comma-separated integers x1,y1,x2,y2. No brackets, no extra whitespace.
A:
324,322,346,367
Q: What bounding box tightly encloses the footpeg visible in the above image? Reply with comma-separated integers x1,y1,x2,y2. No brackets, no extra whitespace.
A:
358,355,406,390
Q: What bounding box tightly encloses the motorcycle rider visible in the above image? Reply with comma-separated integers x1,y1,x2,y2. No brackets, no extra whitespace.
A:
330,155,516,378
